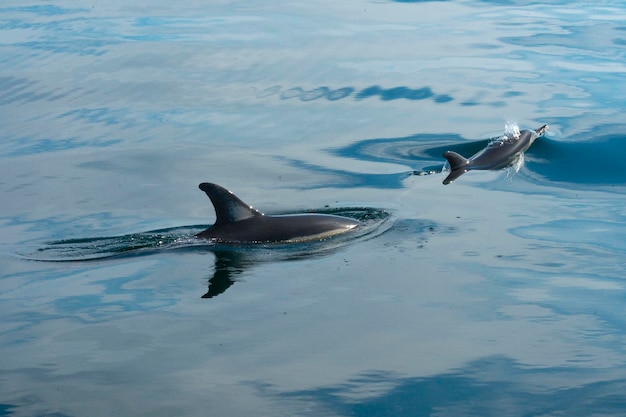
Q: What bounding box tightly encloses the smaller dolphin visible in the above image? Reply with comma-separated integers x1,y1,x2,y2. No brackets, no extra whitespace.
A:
196,182,359,243
442,125,548,185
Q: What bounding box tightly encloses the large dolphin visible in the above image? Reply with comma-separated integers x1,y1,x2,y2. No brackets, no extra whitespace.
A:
442,124,548,185
196,182,360,243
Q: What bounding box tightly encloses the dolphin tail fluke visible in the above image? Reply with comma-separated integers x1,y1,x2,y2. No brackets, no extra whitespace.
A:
442,151,470,185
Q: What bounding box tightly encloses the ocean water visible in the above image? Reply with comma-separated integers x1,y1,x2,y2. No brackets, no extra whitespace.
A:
1,1,626,416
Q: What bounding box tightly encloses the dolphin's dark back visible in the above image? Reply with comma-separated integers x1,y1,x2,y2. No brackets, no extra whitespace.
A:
196,182,359,243
201,213,358,243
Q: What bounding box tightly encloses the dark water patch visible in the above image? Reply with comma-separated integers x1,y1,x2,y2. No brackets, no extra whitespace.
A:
278,86,355,101
502,91,524,98
0,403,16,417
23,208,391,263
257,85,453,104
355,85,433,101
434,94,454,103
525,125,626,187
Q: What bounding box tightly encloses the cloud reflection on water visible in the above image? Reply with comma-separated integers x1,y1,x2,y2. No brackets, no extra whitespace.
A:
272,356,626,416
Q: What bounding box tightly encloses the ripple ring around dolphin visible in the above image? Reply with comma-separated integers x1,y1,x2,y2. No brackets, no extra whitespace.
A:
23,208,391,262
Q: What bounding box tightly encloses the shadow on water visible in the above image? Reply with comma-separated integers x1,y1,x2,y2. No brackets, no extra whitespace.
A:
266,356,626,416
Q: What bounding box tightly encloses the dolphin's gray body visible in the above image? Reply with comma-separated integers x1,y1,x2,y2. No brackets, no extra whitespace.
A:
196,183,359,243
442,125,548,185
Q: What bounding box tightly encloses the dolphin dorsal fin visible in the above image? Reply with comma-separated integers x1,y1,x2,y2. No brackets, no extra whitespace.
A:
199,183,263,224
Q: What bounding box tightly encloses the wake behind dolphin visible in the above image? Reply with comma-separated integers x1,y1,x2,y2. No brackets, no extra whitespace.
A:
442,124,548,185
25,184,389,262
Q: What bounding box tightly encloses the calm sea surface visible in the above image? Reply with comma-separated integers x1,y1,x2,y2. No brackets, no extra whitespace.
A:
1,1,626,416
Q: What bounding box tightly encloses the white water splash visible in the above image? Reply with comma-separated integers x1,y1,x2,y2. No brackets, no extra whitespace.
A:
504,121,521,139
501,121,524,180
488,121,520,146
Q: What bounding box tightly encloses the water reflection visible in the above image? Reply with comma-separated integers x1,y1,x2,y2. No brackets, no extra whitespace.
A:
203,250,246,298
257,85,453,103
273,356,626,416
202,245,344,299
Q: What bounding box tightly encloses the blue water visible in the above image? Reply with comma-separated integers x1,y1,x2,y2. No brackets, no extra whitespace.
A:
1,1,626,416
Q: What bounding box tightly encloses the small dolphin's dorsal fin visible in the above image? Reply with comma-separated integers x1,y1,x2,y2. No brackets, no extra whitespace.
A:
199,183,263,224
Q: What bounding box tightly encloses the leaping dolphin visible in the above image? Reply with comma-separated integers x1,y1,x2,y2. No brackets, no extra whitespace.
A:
195,182,360,243
442,125,548,185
